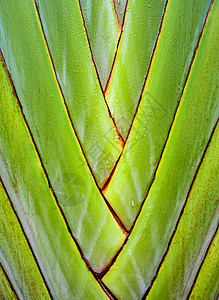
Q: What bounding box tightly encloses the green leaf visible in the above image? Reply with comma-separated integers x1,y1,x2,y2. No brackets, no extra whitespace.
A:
103,1,219,297
80,0,120,88
189,229,219,300
105,0,167,138
104,0,212,229
0,52,124,274
0,180,50,299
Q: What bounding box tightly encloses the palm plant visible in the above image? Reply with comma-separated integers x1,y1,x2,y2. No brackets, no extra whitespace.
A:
0,0,218,299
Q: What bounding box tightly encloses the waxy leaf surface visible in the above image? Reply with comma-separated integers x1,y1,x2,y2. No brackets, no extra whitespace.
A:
105,0,212,228
0,264,17,300
36,0,121,187
147,123,219,299
0,180,50,299
103,2,219,298
190,229,219,300
0,53,109,298
106,0,167,139
0,50,124,273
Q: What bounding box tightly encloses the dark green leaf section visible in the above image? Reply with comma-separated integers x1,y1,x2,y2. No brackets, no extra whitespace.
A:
80,0,120,89
0,181,51,299
105,0,212,229
147,123,219,299
35,0,121,186
0,58,108,299
105,0,167,139
190,229,219,300
114,0,127,24
0,264,17,300
0,0,125,272
103,1,219,297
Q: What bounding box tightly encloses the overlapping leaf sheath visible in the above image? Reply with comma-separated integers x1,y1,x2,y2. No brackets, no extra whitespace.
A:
0,0,125,272
104,0,212,229
147,123,219,299
190,229,219,300
0,264,17,300
0,181,50,299
0,0,218,298
80,0,120,89
105,0,167,138
37,0,121,187
0,54,124,277
103,1,219,298
0,57,109,298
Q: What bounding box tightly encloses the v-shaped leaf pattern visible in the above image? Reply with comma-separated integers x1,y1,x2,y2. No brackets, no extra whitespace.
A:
103,1,219,297
0,0,218,299
0,0,125,273
105,0,168,139
80,0,120,90
35,0,122,188
104,0,213,229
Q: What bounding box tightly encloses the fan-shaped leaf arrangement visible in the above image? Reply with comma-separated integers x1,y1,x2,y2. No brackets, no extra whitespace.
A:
0,0,218,299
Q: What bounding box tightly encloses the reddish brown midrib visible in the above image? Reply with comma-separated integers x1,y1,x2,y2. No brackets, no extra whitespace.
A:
104,27,122,95
101,191,129,235
112,0,122,30
101,149,124,194
104,0,129,95
99,235,129,279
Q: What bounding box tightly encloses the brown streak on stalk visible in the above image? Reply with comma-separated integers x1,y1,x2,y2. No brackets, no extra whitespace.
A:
78,0,122,143
186,227,219,300
0,261,20,300
112,0,121,30
104,0,129,95
142,120,218,299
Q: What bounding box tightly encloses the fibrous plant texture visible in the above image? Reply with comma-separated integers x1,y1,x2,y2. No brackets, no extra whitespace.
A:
0,0,218,299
